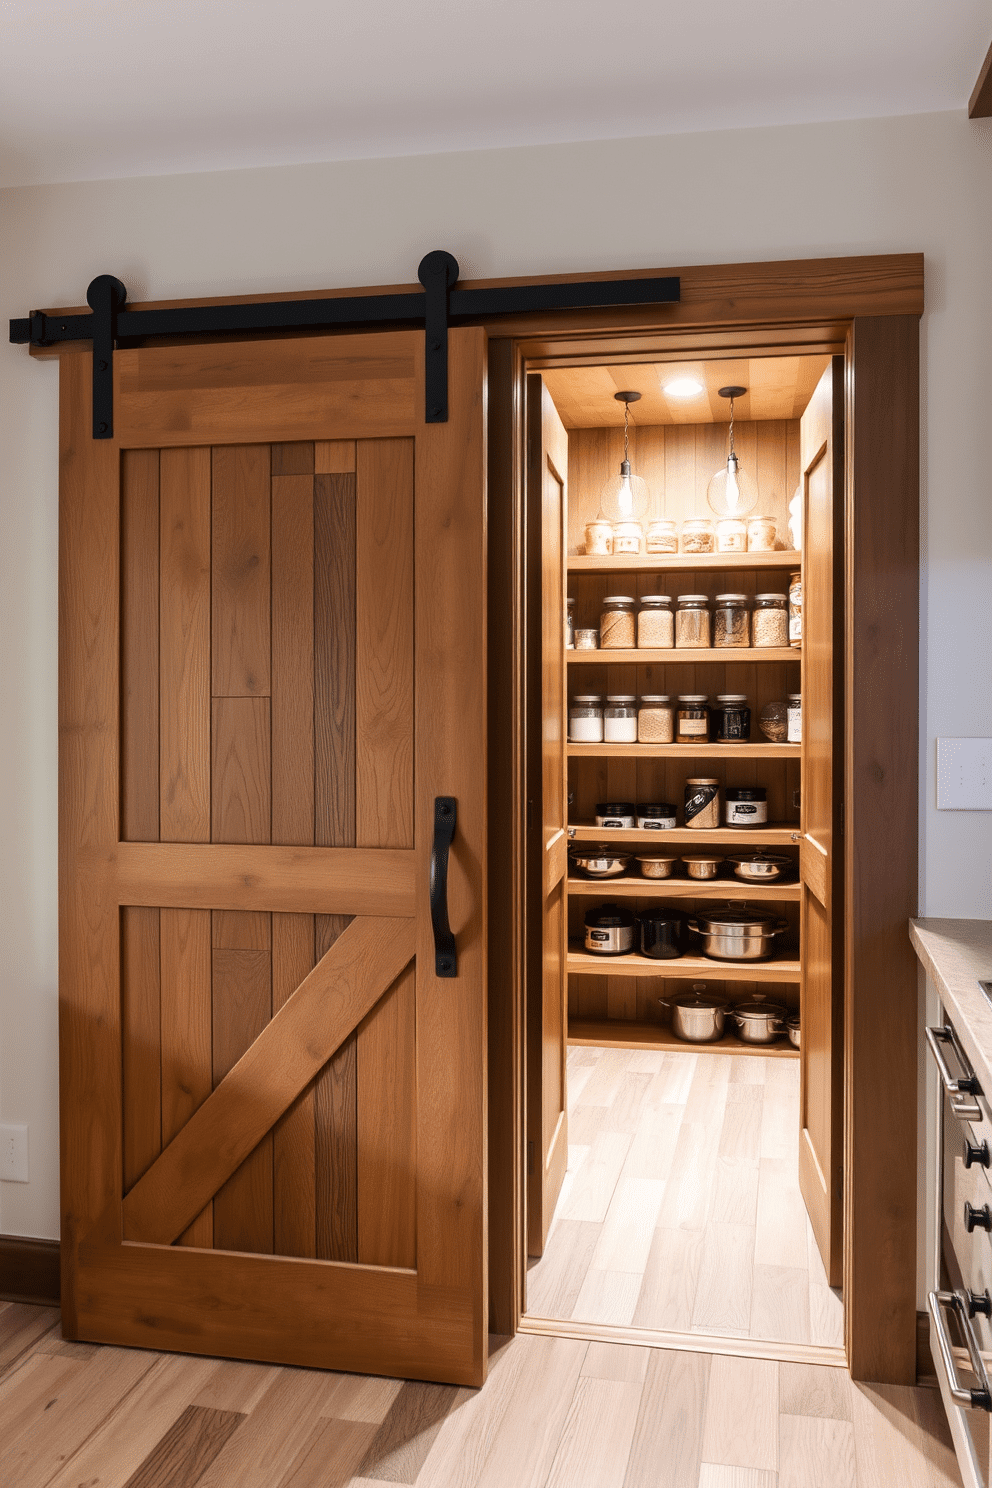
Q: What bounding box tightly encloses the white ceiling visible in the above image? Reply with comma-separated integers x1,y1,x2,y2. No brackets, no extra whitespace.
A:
0,0,986,188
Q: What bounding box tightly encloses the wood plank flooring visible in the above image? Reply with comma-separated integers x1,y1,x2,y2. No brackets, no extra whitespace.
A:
527,1045,844,1348
0,1304,959,1488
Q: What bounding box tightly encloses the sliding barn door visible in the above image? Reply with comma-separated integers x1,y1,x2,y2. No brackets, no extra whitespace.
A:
798,356,845,1286
525,374,569,1258
58,328,488,1385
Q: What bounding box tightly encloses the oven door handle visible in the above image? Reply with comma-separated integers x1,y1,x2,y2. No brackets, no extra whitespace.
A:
928,1290,992,1411
926,1025,982,1120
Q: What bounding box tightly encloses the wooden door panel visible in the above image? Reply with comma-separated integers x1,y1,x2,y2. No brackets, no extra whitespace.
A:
61,328,487,1384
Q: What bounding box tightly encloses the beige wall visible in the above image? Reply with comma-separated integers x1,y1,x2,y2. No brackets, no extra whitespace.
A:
1,108,989,1240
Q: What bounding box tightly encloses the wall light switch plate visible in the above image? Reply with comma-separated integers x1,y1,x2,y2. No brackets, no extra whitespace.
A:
0,1124,28,1183
937,738,992,810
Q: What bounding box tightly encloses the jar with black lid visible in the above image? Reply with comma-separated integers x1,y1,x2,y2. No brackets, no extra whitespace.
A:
725,787,768,828
584,902,636,956
595,801,636,829
636,802,677,830
676,694,710,744
713,694,751,743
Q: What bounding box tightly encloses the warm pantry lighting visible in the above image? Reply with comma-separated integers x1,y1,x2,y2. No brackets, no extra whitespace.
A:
599,390,650,522
664,377,704,398
706,385,758,516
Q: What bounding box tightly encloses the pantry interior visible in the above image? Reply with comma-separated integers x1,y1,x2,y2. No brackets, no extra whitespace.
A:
522,351,844,1351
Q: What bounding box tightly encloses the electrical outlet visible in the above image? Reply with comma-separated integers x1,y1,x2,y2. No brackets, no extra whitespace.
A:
0,1124,29,1183
937,738,992,810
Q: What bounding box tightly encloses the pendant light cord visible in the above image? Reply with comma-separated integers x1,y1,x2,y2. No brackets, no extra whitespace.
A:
728,394,736,459
623,399,630,464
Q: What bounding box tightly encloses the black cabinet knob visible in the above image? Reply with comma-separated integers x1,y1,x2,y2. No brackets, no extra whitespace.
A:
965,1140,991,1170
969,1290,992,1318
965,1202,992,1233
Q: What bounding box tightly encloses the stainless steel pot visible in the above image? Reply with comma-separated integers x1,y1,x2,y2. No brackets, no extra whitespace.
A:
686,906,790,961
569,846,631,879
636,854,678,879
727,852,792,883
785,1012,801,1048
731,996,788,1044
659,985,729,1043
681,854,723,880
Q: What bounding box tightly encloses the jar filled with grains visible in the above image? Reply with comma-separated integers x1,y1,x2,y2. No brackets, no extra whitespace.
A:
568,695,604,742
747,514,777,551
789,572,803,647
600,596,636,649
675,594,711,649
676,695,710,744
715,516,747,553
684,778,721,830
637,595,674,649
645,518,678,553
638,695,674,744
604,695,639,743
752,593,789,648
574,628,599,650
713,593,750,648
613,520,643,555
681,518,715,554
712,694,751,742
585,520,614,556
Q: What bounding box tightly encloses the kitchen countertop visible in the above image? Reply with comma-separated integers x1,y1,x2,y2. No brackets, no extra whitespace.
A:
910,916,992,1094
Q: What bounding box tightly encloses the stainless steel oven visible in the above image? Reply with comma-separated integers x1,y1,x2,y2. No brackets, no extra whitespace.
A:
928,1016,992,1488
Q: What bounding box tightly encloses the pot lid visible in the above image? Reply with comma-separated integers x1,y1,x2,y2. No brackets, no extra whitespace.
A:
570,845,630,861
727,852,791,866
667,989,729,1012
693,906,784,932
584,904,635,927
734,997,788,1019
785,1012,801,1027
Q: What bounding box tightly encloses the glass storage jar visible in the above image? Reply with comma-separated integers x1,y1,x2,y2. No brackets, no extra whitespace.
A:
568,695,604,742
758,699,788,743
713,593,750,648
566,597,575,650
604,695,638,743
600,596,636,649
789,571,803,647
747,514,777,551
787,693,802,743
613,520,643,555
715,516,747,553
645,518,678,553
638,695,674,744
574,628,599,650
676,694,710,744
637,595,674,649
725,787,768,828
585,519,613,556
595,801,636,828
684,777,721,830
712,694,751,742
675,594,711,649
681,517,715,554
752,593,788,648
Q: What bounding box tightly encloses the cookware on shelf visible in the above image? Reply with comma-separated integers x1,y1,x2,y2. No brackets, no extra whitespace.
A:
686,905,790,961
569,845,631,879
727,851,793,882
638,908,685,960
731,996,789,1044
659,983,729,1043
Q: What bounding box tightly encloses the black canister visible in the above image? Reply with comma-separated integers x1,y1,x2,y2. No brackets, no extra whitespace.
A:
725,787,768,827
636,802,678,830
638,909,685,960
713,694,751,743
584,903,636,955
595,800,636,829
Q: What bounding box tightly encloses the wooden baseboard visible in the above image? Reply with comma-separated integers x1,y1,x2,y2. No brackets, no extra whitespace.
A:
0,1235,60,1307
917,1308,937,1387
520,1313,848,1369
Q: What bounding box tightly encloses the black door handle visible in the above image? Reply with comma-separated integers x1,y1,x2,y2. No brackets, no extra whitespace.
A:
430,797,457,977
965,1202,992,1233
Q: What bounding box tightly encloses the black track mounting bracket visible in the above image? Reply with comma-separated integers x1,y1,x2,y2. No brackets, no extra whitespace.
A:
10,254,680,438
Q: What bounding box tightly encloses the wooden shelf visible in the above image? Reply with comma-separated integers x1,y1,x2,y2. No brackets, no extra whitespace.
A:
566,877,801,901
568,1018,799,1058
566,951,801,983
568,550,802,575
568,647,799,665
569,823,800,845
567,742,800,759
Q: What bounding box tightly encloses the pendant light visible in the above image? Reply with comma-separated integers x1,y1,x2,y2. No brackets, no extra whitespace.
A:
599,390,650,523
706,385,758,517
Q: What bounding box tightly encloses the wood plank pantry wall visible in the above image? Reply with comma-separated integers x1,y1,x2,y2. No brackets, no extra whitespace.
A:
116,438,416,1265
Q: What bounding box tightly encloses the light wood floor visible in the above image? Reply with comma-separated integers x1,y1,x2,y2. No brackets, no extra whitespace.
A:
526,1044,844,1348
0,1300,959,1488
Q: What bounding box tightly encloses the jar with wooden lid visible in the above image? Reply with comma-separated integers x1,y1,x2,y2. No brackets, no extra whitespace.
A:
789,572,803,647
752,593,788,648
747,514,777,551
715,516,747,553
713,593,750,648
675,594,711,649
681,517,715,554
600,596,636,649
585,519,614,556
613,520,643,555
684,778,721,830
638,695,674,744
645,518,678,554
637,595,674,649
568,695,604,742
676,695,710,744
712,694,751,743
604,695,638,744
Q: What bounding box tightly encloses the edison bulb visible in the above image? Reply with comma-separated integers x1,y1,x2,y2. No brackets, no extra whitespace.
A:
706,453,758,517
599,459,650,523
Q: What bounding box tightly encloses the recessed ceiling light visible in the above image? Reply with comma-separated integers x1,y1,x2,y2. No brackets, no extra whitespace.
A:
664,377,705,398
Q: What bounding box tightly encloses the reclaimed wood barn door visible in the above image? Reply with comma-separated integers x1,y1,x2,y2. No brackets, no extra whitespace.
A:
58,328,488,1385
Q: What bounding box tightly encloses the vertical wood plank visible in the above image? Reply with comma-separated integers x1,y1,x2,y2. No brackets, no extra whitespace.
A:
271,442,314,477
212,929,273,1256
271,474,314,847
315,915,357,1263
314,440,356,474
159,908,213,1247
121,907,161,1192
355,439,414,849
160,448,211,843
357,965,417,1268
211,697,271,845
314,473,356,849
272,913,317,1259
120,449,160,842
211,445,271,698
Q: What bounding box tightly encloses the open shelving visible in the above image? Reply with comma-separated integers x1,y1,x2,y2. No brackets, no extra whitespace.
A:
568,647,798,664
566,876,801,902
567,1018,799,1059
566,950,801,983
567,742,800,760
567,550,802,574
568,823,800,845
